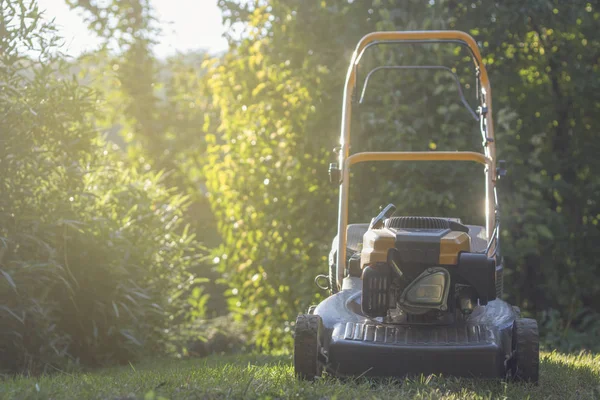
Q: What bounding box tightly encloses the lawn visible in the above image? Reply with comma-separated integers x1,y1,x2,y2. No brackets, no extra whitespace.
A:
1,351,599,400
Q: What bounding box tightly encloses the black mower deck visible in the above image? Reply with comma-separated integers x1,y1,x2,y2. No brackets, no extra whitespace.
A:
312,277,517,379
328,322,505,378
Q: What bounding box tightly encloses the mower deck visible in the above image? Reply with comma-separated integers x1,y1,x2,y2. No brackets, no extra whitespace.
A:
315,278,515,379
328,322,506,378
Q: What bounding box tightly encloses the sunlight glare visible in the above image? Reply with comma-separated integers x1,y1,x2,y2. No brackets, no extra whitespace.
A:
35,0,228,57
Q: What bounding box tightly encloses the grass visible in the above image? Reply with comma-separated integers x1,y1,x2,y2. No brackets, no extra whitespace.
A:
1,351,599,400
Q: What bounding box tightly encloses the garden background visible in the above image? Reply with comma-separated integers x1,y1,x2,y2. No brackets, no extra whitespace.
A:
1,0,599,376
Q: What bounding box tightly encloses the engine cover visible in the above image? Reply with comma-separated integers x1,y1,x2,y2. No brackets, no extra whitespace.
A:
359,217,475,319
360,218,471,268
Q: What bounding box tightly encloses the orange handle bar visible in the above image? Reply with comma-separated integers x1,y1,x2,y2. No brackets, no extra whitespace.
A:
350,30,489,89
346,151,491,168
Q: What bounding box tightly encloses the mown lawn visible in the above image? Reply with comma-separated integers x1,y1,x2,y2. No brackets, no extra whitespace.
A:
1,351,599,400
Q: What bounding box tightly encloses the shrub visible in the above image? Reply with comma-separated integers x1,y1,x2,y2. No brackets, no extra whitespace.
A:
0,0,203,373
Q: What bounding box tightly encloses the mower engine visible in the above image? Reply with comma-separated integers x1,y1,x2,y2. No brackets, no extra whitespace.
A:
359,205,496,322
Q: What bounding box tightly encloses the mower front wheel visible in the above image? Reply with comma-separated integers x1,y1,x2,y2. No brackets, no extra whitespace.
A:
510,318,540,384
294,314,324,381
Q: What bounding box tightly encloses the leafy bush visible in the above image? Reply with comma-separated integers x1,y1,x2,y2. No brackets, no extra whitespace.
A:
205,0,484,349
205,42,333,349
0,0,203,373
166,314,251,359
540,308,600,352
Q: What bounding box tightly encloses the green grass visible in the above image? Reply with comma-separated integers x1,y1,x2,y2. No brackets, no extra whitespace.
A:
1,352,599,399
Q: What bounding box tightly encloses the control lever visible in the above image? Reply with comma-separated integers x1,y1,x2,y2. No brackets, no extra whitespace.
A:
369,203,396,229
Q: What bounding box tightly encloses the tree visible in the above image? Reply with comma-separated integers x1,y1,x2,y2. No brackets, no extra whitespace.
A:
0,0,202,373
209,0,600,350
451,0,600,349
207,0,483,347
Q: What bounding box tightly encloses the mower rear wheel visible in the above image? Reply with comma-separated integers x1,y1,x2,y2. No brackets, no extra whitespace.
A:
511,318,540,383
294,314,323,381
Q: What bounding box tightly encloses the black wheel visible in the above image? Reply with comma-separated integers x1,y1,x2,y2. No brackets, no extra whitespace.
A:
511,318,540,383
294,314,323,381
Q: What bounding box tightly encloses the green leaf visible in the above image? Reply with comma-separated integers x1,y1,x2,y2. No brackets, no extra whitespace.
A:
0,269,17,291
536,225,554,240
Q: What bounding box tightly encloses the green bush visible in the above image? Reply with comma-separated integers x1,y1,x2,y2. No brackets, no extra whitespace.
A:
205,44,333,349
205,0,482,349
0,0,203,373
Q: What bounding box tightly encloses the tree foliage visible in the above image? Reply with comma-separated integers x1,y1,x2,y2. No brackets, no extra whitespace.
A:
206,0,478,348
68,0,226,311
3,0,597,369
450,0,600,349
208,0,600,349
204,36,333,349
0,0,203,373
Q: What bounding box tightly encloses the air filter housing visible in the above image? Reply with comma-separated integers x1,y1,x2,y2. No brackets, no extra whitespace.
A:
385,216,469,233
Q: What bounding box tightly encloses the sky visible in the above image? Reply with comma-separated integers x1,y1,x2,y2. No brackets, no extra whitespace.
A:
36,0,229,57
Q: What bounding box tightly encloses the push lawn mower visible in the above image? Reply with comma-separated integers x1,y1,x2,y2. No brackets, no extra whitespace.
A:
294,31,539,382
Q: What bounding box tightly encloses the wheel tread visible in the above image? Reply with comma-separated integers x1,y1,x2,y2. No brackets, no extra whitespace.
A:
294,314,323,380
513,317,540,383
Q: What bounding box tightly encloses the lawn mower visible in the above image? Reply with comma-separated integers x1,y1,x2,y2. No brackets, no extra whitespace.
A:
294,31,539,382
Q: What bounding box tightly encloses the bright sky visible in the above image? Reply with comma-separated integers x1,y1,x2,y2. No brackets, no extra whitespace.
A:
36,0,228,57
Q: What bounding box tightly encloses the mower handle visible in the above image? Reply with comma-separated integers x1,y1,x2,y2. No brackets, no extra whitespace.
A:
349,31,489,88
358,65,480,121
340,31,494,156
335,31,497,291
